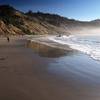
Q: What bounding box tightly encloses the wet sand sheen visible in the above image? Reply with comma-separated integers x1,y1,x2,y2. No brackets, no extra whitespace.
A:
0,37,100,100
27,40,75,58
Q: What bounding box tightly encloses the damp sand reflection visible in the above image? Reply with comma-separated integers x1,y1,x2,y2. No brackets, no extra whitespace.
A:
27,41,75,58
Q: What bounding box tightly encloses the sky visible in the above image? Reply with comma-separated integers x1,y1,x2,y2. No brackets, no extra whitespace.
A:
0,0,100,21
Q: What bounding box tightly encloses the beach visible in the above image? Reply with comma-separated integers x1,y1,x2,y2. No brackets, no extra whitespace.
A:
0,36,100,100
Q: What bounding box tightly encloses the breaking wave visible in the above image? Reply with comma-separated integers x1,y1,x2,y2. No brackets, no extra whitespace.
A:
49,34,100,61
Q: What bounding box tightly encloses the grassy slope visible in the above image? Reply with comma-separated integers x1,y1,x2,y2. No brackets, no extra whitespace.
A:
0,5,100,35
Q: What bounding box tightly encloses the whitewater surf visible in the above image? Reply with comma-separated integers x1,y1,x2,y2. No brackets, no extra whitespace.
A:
48,34,100,61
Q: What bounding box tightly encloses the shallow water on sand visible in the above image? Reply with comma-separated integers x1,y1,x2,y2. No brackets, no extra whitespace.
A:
28,41,100,84
27,41,76,58
27,40,100,100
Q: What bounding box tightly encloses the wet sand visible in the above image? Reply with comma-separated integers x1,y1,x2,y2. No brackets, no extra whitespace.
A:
0,36,100,100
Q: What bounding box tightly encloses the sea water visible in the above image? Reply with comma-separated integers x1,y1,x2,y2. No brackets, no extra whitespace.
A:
49,34,100,61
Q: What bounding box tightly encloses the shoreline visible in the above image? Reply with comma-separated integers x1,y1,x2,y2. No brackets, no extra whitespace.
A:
0,35,100,100
28,34,100,62
27,35,73,51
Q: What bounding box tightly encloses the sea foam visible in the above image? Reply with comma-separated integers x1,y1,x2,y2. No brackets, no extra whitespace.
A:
48,35,100,61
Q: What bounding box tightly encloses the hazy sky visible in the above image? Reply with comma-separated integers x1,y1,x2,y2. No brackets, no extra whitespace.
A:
0,0,100,21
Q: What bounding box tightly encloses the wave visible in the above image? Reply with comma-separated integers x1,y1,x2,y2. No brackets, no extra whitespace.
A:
48,35,100,61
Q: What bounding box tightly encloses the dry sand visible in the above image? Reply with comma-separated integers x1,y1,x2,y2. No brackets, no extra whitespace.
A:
0,36,100,100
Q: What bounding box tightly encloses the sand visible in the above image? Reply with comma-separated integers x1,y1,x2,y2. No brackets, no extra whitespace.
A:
0,36,100,100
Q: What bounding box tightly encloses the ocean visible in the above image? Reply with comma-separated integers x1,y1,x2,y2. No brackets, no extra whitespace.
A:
49,34,100,61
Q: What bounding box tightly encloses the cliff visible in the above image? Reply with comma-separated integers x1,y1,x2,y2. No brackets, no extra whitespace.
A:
0,5,100,35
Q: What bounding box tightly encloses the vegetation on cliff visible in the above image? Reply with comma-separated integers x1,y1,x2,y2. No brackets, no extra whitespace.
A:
0,5,100,35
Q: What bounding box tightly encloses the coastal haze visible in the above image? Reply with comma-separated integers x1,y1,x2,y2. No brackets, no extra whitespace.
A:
0,5,100,35
0,0,100,100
